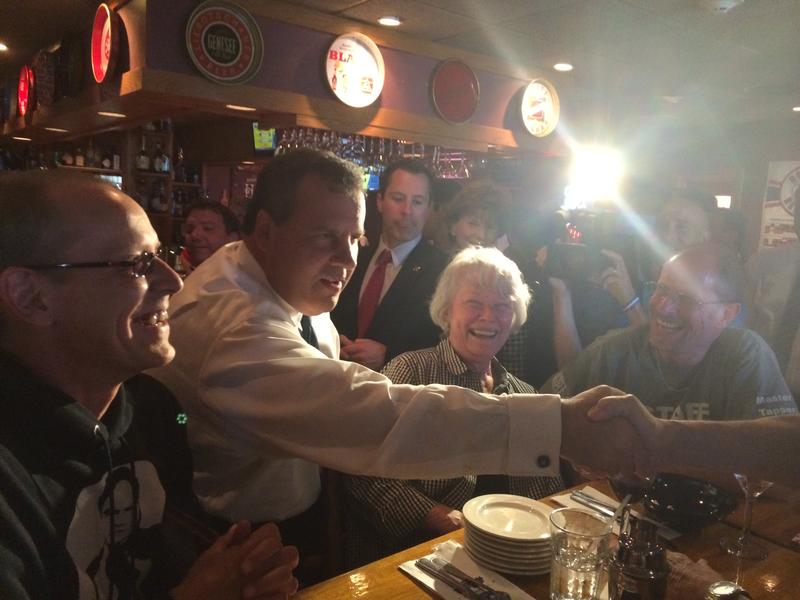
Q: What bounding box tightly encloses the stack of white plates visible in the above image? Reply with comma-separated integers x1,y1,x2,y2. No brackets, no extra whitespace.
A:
462,494,554,576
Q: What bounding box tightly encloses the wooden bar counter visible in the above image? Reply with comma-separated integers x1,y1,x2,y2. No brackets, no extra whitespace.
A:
297,483,800,599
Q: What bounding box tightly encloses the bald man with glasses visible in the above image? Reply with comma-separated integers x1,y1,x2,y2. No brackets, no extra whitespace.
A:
0,171,299,600
544,243,797,421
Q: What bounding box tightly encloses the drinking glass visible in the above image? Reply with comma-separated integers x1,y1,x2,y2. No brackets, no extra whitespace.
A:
549,507,612,600
720,473,773,560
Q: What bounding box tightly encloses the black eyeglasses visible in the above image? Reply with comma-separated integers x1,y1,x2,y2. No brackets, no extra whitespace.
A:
651,282,732,311
24,247,169,278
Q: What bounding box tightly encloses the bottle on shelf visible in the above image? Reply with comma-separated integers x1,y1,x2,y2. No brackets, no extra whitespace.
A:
86,139,97,167
174,146,186,182
136,137,150,171
74,147,85,167
158,145,170,173
112,147,121,171
149,181,168,213
152,142,164,172
60,148,74,166
101,149,112,170
171,189,185,218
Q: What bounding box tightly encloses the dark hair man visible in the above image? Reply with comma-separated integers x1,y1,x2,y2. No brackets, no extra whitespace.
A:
331,158,447,370
544,243,797,421
182,201,240,272
0,171,298,599
149,148,644,574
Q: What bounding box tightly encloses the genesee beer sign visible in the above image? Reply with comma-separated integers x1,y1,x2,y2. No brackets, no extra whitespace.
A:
186,1,263,85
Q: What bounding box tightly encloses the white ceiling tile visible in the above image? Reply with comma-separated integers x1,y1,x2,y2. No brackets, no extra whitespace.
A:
340,0,481,39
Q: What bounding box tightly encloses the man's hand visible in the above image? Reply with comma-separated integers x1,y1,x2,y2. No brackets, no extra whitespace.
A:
424,504,463,535
339,338,387,371
171,521,299,600
598,250,647,326
598,250,637,307
587,392,664,476
560,385,645,478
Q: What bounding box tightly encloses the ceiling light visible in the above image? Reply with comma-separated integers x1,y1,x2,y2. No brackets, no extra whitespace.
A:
241,161,255,165
377,16,403,27
0,42,8,52
97,111,126,118
793,106,800,112
226,104,257,112
13,136,32,141
553,63,573,72
44,126,70,133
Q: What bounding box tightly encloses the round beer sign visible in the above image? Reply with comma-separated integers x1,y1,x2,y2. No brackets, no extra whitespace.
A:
17,65,36,118
186,1,263,85
325,33,385,108
91,3,119,83
521,78,559,137
431,59,480,124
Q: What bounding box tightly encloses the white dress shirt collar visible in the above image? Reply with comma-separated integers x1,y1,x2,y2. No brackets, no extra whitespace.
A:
376,235,421,267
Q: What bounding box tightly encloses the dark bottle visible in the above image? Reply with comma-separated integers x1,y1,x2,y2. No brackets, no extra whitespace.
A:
136,137,150,170
174,146,186,182
609,510,669,600
152,142,164,172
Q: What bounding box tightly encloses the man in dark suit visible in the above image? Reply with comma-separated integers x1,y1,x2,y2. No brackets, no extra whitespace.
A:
332,159,448,370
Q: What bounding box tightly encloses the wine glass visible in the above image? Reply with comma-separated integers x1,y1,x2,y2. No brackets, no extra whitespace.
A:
720,473,773,560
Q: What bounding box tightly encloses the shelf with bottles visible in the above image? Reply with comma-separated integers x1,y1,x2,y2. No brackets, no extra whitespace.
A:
55,164,123,175
133,120,173,175
134,170,171,179
53,138,122,172
172,181,203,189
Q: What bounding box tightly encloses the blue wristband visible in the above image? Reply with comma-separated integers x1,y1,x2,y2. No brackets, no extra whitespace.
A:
622,296,641,312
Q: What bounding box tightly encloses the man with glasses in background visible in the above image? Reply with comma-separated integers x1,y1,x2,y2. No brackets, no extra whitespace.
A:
544,243,797,420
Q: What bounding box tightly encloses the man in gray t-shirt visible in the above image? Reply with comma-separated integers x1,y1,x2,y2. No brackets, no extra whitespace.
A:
544,244,797,421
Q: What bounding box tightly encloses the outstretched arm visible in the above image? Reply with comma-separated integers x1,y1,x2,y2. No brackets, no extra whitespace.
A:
588,395,800,487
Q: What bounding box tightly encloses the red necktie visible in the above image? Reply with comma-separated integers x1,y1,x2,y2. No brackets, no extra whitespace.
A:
358,249,392,338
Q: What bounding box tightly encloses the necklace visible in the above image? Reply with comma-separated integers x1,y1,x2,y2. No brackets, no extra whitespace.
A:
652,349,691,394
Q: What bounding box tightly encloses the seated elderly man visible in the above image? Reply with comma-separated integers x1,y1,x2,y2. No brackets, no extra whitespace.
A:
0,171,298,599
344,247,564,567
544,243,797,420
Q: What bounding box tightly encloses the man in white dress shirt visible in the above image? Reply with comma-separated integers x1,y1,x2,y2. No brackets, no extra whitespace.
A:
150,148,643,569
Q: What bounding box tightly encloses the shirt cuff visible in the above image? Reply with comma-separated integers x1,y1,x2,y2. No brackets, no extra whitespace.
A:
504,393,562,477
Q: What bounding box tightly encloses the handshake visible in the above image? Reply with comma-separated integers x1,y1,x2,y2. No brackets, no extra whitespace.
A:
559,385,664,481
559,385,799,488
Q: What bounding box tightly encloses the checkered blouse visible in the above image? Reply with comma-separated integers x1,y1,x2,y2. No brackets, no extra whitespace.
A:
343,338,564,568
